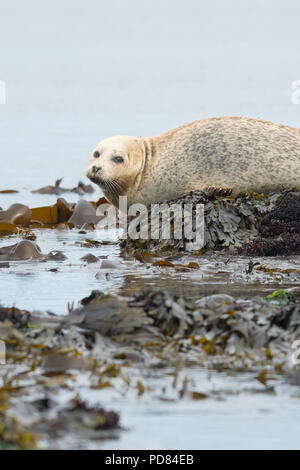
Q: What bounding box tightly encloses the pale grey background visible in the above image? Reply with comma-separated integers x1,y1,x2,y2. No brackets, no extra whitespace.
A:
0,0,300,190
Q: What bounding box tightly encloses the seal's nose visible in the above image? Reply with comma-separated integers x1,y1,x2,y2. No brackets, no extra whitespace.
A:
92,165,102,173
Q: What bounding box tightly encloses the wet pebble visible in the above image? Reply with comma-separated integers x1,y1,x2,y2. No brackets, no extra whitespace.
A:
99,260,124,270
68,200,102,227
81,253,99,264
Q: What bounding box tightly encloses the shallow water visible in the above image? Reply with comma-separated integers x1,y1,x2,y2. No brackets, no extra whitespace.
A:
1,0,300,450
99,370,300,450
1,191,300,314
47,368,300,450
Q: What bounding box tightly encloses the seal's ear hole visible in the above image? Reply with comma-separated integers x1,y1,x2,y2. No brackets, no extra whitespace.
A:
112,156,124,164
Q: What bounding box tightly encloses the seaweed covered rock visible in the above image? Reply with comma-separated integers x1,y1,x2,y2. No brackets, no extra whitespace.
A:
121,190,300,255
120,190,274,253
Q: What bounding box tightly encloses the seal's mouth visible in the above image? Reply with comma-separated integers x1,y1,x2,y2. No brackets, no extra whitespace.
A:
86,168,106,186
87,170,127,203
88,174,103,185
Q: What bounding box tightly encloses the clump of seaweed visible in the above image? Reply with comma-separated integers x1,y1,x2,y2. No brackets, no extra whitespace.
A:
32,178,94,195
81,290,105,306
121,190,280,254
239,192,300,256
66,396,120,430
260,191,300,234
239,233,300,256
0,416,39,450
0,307,31,329
129,289,202,337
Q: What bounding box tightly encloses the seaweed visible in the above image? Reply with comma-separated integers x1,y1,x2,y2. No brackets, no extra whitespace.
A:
239,192,300,256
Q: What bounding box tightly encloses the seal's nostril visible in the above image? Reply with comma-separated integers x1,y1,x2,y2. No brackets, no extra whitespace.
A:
92,165,101,173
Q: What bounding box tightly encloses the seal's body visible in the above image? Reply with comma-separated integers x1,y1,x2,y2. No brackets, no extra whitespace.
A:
86,117,300,207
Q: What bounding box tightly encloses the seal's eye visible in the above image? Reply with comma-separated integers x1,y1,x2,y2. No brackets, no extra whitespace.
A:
112,156,124,164
93,151,100,158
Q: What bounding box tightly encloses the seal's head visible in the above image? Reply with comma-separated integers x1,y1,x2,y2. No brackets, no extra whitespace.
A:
86,136,145,206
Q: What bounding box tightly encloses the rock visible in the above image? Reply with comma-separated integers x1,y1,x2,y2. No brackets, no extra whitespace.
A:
68,200,102,227
81,253,99,263
0,241,67,262
0,203,31,225
121,190,293,253
195,294,235,309
46,251,67,261
0,240,43,260
99,260,124,270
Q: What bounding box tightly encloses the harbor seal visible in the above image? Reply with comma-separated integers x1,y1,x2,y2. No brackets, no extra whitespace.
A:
86,116,300,207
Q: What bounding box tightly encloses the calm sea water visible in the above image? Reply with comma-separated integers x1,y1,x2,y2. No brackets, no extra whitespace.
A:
1,0,300,450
